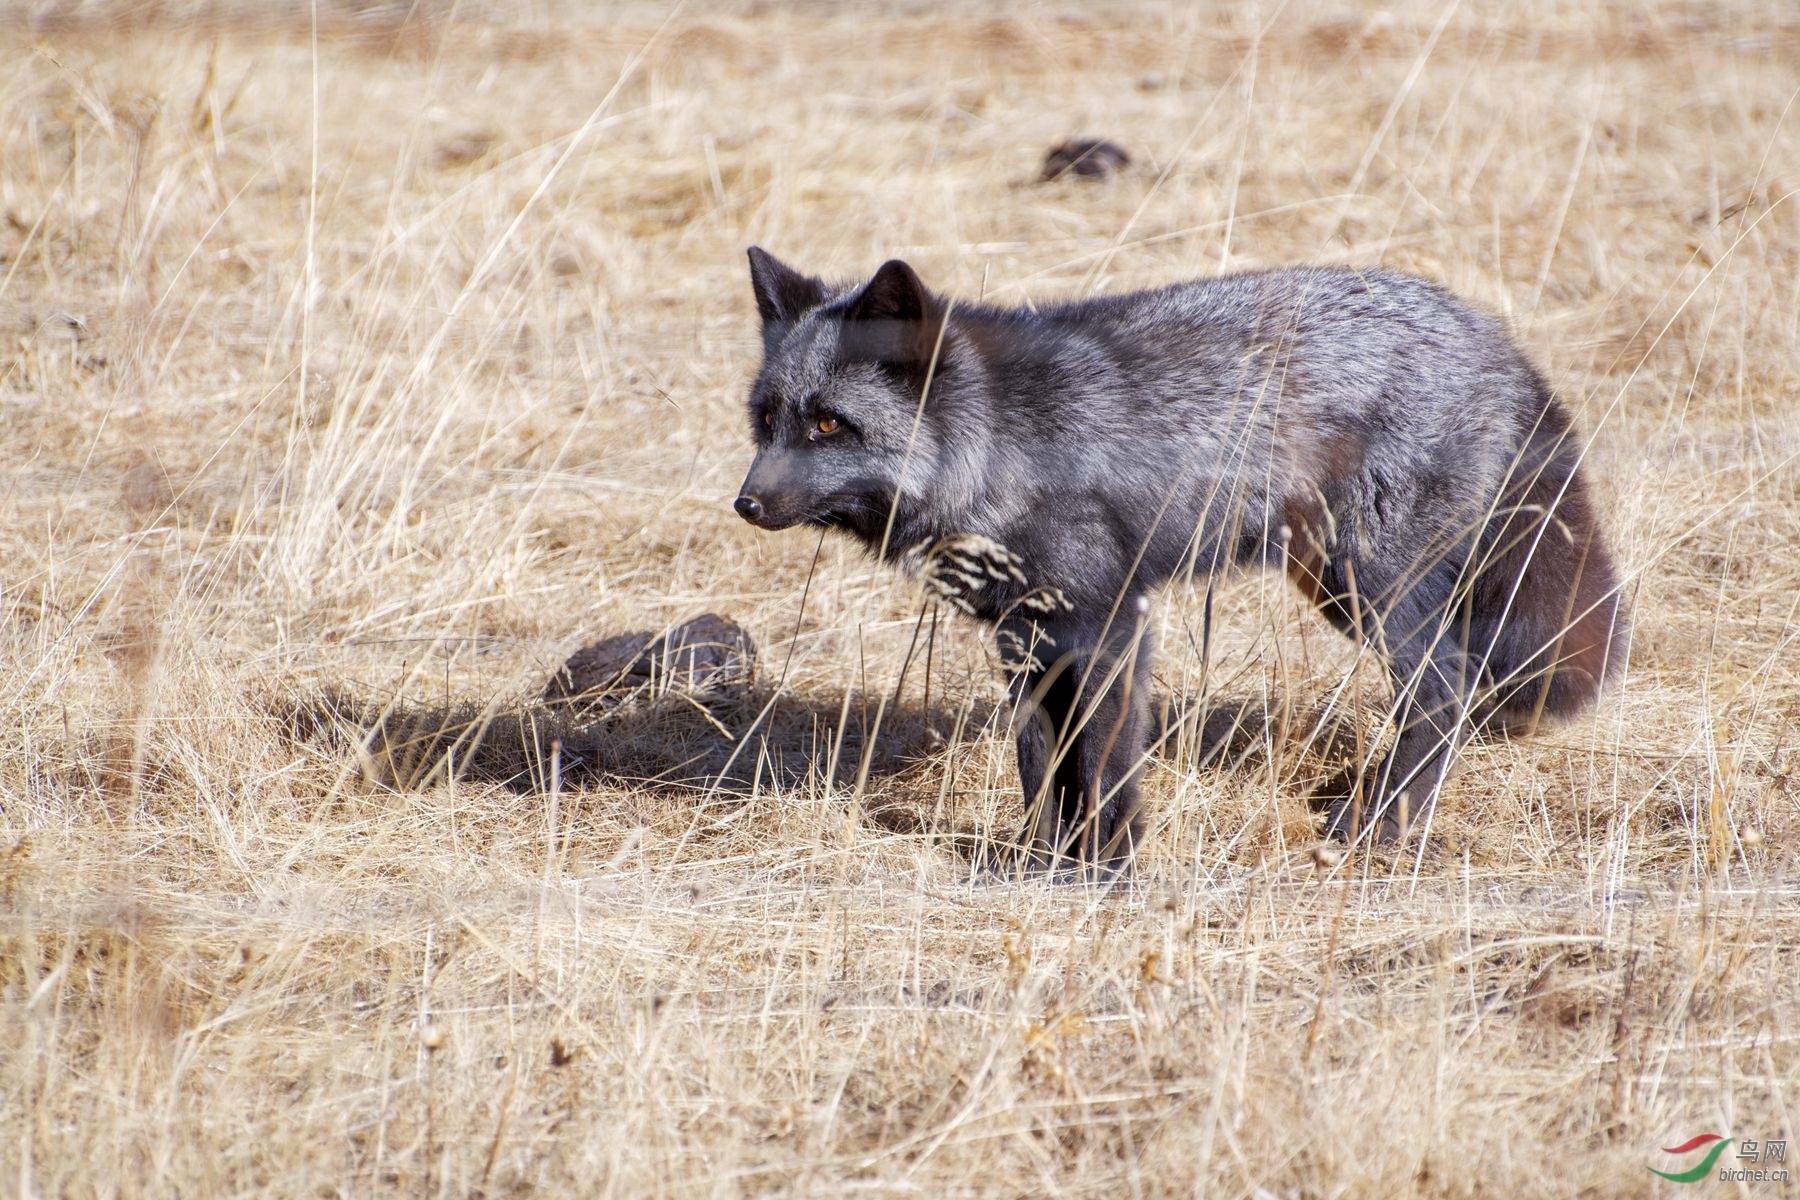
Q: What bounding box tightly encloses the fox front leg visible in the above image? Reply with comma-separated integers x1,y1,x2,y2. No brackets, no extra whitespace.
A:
1067,621,1153,875
1000,614,1152,878
998,619,1085,873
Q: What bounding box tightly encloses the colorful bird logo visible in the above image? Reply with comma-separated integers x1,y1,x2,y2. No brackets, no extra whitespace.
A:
1649,1134,1735,1183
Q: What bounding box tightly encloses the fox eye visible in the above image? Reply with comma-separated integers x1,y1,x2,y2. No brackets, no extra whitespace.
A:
816,416,841,435
761,411,773,428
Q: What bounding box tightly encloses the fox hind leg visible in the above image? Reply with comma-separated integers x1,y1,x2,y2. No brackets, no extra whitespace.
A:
1298,545,1477,842
1324,604,1473,841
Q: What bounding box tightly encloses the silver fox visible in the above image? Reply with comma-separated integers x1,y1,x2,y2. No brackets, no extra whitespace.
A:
734,249,1625,874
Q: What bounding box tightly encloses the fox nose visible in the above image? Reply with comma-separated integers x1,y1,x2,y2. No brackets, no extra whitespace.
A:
734,494,763,523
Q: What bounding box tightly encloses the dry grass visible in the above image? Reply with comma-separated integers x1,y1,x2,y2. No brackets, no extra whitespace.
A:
3,1,1799,1195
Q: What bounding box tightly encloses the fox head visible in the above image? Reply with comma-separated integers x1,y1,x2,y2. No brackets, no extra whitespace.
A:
734,248,970,554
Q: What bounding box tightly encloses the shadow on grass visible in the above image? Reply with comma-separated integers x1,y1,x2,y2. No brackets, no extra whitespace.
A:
287,684,1368,817
287,686,977,810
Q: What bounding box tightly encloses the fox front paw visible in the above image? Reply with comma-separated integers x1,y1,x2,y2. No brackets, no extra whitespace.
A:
1315,767,1416,842
973,836,1135,886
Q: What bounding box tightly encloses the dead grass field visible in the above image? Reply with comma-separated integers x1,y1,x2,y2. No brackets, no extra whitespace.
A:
3,1,1799,1195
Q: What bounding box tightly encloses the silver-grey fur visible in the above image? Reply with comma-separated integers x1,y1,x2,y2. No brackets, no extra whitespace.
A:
735,249,1626,875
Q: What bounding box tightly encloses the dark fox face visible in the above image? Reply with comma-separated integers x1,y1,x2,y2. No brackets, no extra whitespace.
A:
735,249,952,550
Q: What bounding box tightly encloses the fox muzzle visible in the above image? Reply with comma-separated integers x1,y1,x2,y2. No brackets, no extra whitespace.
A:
735,452,811,530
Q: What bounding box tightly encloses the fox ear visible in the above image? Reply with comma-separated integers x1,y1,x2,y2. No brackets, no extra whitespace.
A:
848,259,929,324
843,259,947,369
747,247,827,325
